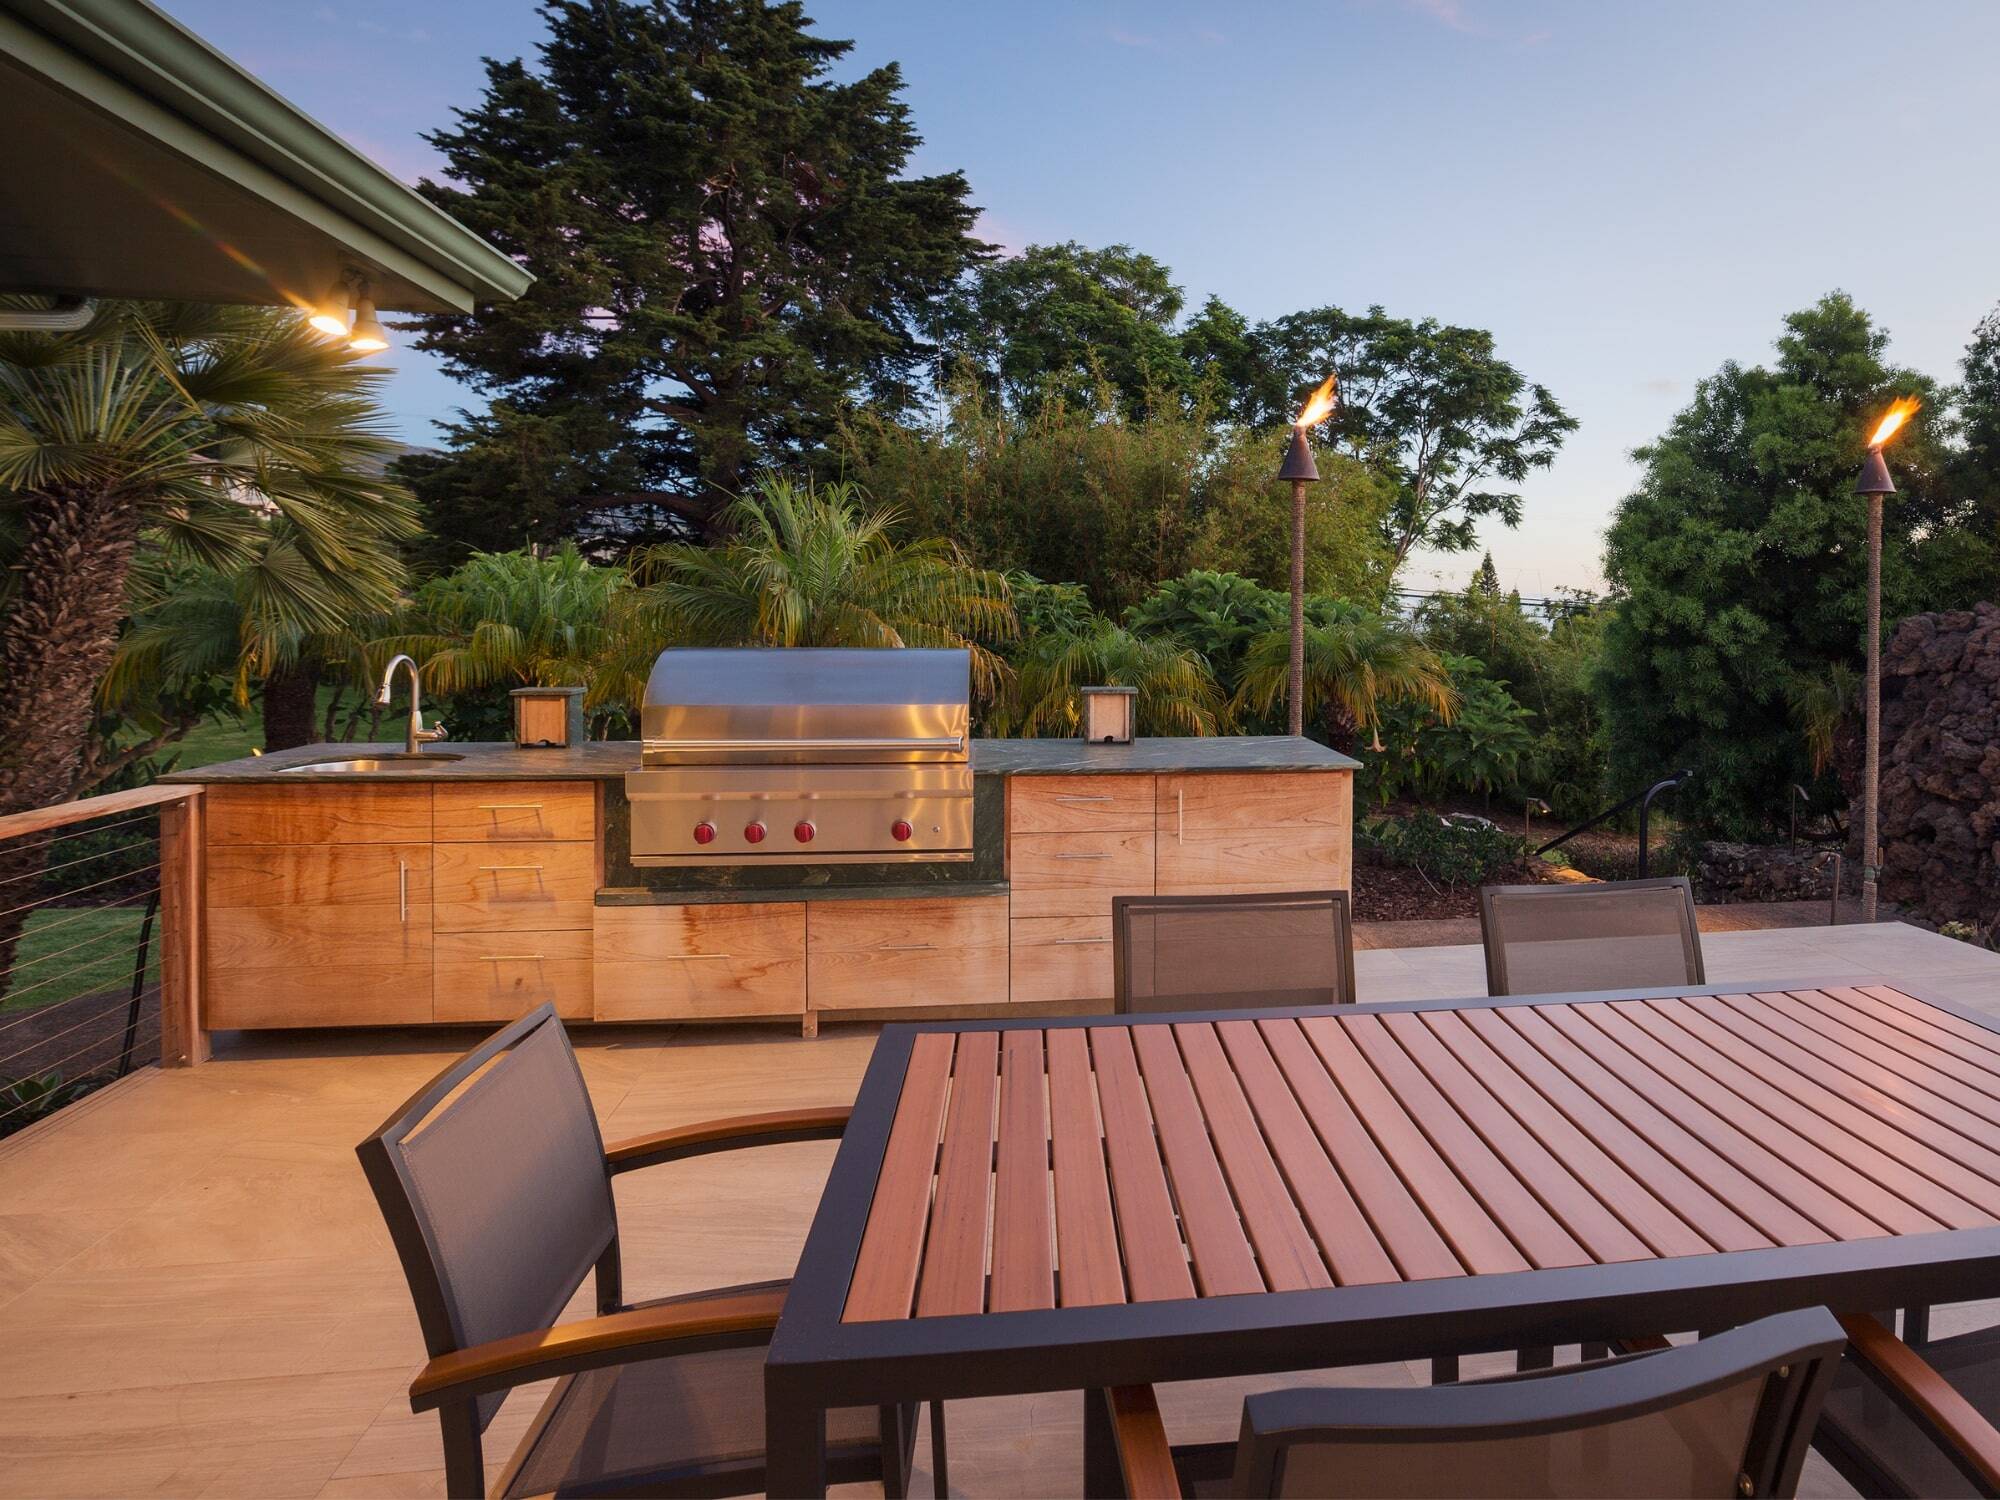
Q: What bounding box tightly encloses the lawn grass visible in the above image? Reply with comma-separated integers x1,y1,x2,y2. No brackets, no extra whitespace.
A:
3,905,155,1014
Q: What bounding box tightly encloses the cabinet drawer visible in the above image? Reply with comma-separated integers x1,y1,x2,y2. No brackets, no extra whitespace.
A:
808,897,1008,1010
433,782,595,843
206,963,435,1029
206,785,431,846
593,903,805,1020
1010,916,1113,1005
1155,771,1352,896
206,843,432,909
1007,829,1154,918
436,930,592,1021
432,841,597,932
1009,775,1154,834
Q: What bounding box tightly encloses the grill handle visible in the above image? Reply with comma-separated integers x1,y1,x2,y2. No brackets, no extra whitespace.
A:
642,735,964,754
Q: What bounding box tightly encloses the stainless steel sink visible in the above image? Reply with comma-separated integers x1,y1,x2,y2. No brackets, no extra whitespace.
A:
275,754,466,774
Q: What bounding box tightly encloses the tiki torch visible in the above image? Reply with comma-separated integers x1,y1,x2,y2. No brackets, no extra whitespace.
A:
1853,396,1919,923
1279,375,1337,736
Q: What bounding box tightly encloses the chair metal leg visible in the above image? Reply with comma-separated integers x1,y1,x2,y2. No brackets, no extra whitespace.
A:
1083,1389,1122,1498
1904,1305,1932,1347
1431,1355,1459,1384
880,1403,916,1499
1516,1345,1555,1371
930,1398,948,1497
1581,1342,1610,1362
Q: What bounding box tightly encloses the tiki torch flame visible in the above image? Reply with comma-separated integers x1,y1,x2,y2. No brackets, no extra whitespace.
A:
1868,396,1920,450
1293,373,1338,429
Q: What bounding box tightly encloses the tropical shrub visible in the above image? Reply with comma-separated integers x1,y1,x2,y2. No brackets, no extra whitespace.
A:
1233,600,1456,748
993,623,1224,739
1357,813,1526,888
1124,571,1284,696
1363,654,1532,807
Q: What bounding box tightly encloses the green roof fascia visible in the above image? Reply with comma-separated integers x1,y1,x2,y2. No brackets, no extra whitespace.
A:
3,0,531,312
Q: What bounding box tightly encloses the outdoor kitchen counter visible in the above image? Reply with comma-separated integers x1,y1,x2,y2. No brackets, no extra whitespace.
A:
173,735,1356,1040
165,734,1360,782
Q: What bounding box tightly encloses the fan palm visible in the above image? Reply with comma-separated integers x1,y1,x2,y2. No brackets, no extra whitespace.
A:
1235,601,1456,746
0,300,413,814
611,475,1016,705
995,622,1226,738
376,543,630,715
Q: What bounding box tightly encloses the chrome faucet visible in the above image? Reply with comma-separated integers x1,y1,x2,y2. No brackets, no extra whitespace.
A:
376,654,449,756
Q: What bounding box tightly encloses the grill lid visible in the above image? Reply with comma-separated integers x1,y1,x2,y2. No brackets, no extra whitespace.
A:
640,647,971,765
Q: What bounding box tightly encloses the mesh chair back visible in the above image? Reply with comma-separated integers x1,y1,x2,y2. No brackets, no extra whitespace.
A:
1113,891,1355,1013
358,1006,617,1425
1479,877,1703,997
1235,1308,1844,1499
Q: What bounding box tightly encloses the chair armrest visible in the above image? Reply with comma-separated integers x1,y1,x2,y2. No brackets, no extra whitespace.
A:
410,1284,785,1411
600,1104,852,1176
602,1106,851,1174
1840,1313,2000,1493
1103,1385,1182,1500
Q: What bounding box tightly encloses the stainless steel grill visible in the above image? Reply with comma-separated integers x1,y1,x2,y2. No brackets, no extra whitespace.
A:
626,648,974,866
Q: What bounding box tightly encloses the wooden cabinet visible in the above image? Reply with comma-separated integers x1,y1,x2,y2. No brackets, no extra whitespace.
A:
808,897,1008,1011
1008,775,1153,834
433,782,595,843
593,903,806,1020
1154,771,1352,896
432,840,597,932
435,929,592,1022
1008,829,1155,919
204,837,433,1028
1009,915,1113,1005
206,784,430,846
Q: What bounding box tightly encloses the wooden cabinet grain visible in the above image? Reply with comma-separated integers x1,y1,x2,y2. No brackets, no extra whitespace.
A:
1154,771,1351,896
205,784,431,846
433,782,595,843
808,897,1008,1010
432,840,596,932
593,903,806,1020
435,929,592,1022
1008,775,1153,834
1008,915,1113,1004
1007,829,1155,919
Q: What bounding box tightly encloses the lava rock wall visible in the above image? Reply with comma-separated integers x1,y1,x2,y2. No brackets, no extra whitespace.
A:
1839,603,2000,928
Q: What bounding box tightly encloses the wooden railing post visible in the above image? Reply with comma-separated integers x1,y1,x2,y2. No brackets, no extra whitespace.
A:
157,789,207,1067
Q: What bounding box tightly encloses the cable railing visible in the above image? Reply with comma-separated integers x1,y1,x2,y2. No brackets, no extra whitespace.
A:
0,784,201,1140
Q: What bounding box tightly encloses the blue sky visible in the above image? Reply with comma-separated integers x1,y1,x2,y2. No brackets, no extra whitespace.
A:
162,0,2000,593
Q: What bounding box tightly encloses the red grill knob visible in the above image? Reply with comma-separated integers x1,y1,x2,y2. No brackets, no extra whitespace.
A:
743,821,767,844
891,819,914,842
793,820,816,843
692,821,717,845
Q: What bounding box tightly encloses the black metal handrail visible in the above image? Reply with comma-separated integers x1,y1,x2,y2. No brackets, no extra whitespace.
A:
1536,770,1693,879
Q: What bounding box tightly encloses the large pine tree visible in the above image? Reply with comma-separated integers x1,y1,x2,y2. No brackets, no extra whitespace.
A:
409,0,987,553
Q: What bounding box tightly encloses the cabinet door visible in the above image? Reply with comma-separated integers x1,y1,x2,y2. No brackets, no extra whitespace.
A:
1007,829,1155,919
432,840,597,932
593,903,805,1020
1008,775,1154,834
1009,915,1113,1005
205,843,433,1027
1154,772,1351,896
433,783,595,843
807,897,1008,1010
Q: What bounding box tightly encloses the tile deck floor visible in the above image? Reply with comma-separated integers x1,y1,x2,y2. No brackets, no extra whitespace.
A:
2,919,1997,1498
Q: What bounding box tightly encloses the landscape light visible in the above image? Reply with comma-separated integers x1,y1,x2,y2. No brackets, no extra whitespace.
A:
1852,395,1919,923
1276,374,1335,736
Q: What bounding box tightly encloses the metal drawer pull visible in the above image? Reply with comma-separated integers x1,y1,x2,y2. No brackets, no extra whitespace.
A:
1046,937,1108,946
1052,794,1113,803
883,942,937,951
1053,852,1112,860
1177,787,1185,840
477,803,545,810
398,859,407,924
672,953,732,961
481,953,546,962
480,864,545,872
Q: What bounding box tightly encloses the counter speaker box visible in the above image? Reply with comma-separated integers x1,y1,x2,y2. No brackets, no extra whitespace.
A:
511,686,586,749
1080,685,1137,744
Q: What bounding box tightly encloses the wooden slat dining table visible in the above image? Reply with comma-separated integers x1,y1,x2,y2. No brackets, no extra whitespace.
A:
764,980,2000,1496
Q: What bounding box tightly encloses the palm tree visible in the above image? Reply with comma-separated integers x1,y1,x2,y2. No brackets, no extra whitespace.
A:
613,474,1016,704
995,623,1227,738
1235,600,1456,749
99,521,404,758
0,300,412,814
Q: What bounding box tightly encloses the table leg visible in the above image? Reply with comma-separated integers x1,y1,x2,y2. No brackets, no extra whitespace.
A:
765,1373,826,1499
1083,1388,1122,1498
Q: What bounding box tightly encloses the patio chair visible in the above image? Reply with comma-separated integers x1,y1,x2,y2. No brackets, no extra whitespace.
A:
1087,1307,1845,1499
1112,891,1356,1013
1813,1310,2000,1497
356,1003,929,1499
1478,875,1704,997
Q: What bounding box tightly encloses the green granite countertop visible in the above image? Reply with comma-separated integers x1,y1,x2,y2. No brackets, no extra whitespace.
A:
167,735,1358,782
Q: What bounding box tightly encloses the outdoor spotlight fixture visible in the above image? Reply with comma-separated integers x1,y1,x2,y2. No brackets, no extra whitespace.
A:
1852,395,1919,923
1277,374,1335,736
346,293,389,352
308,273,355,338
